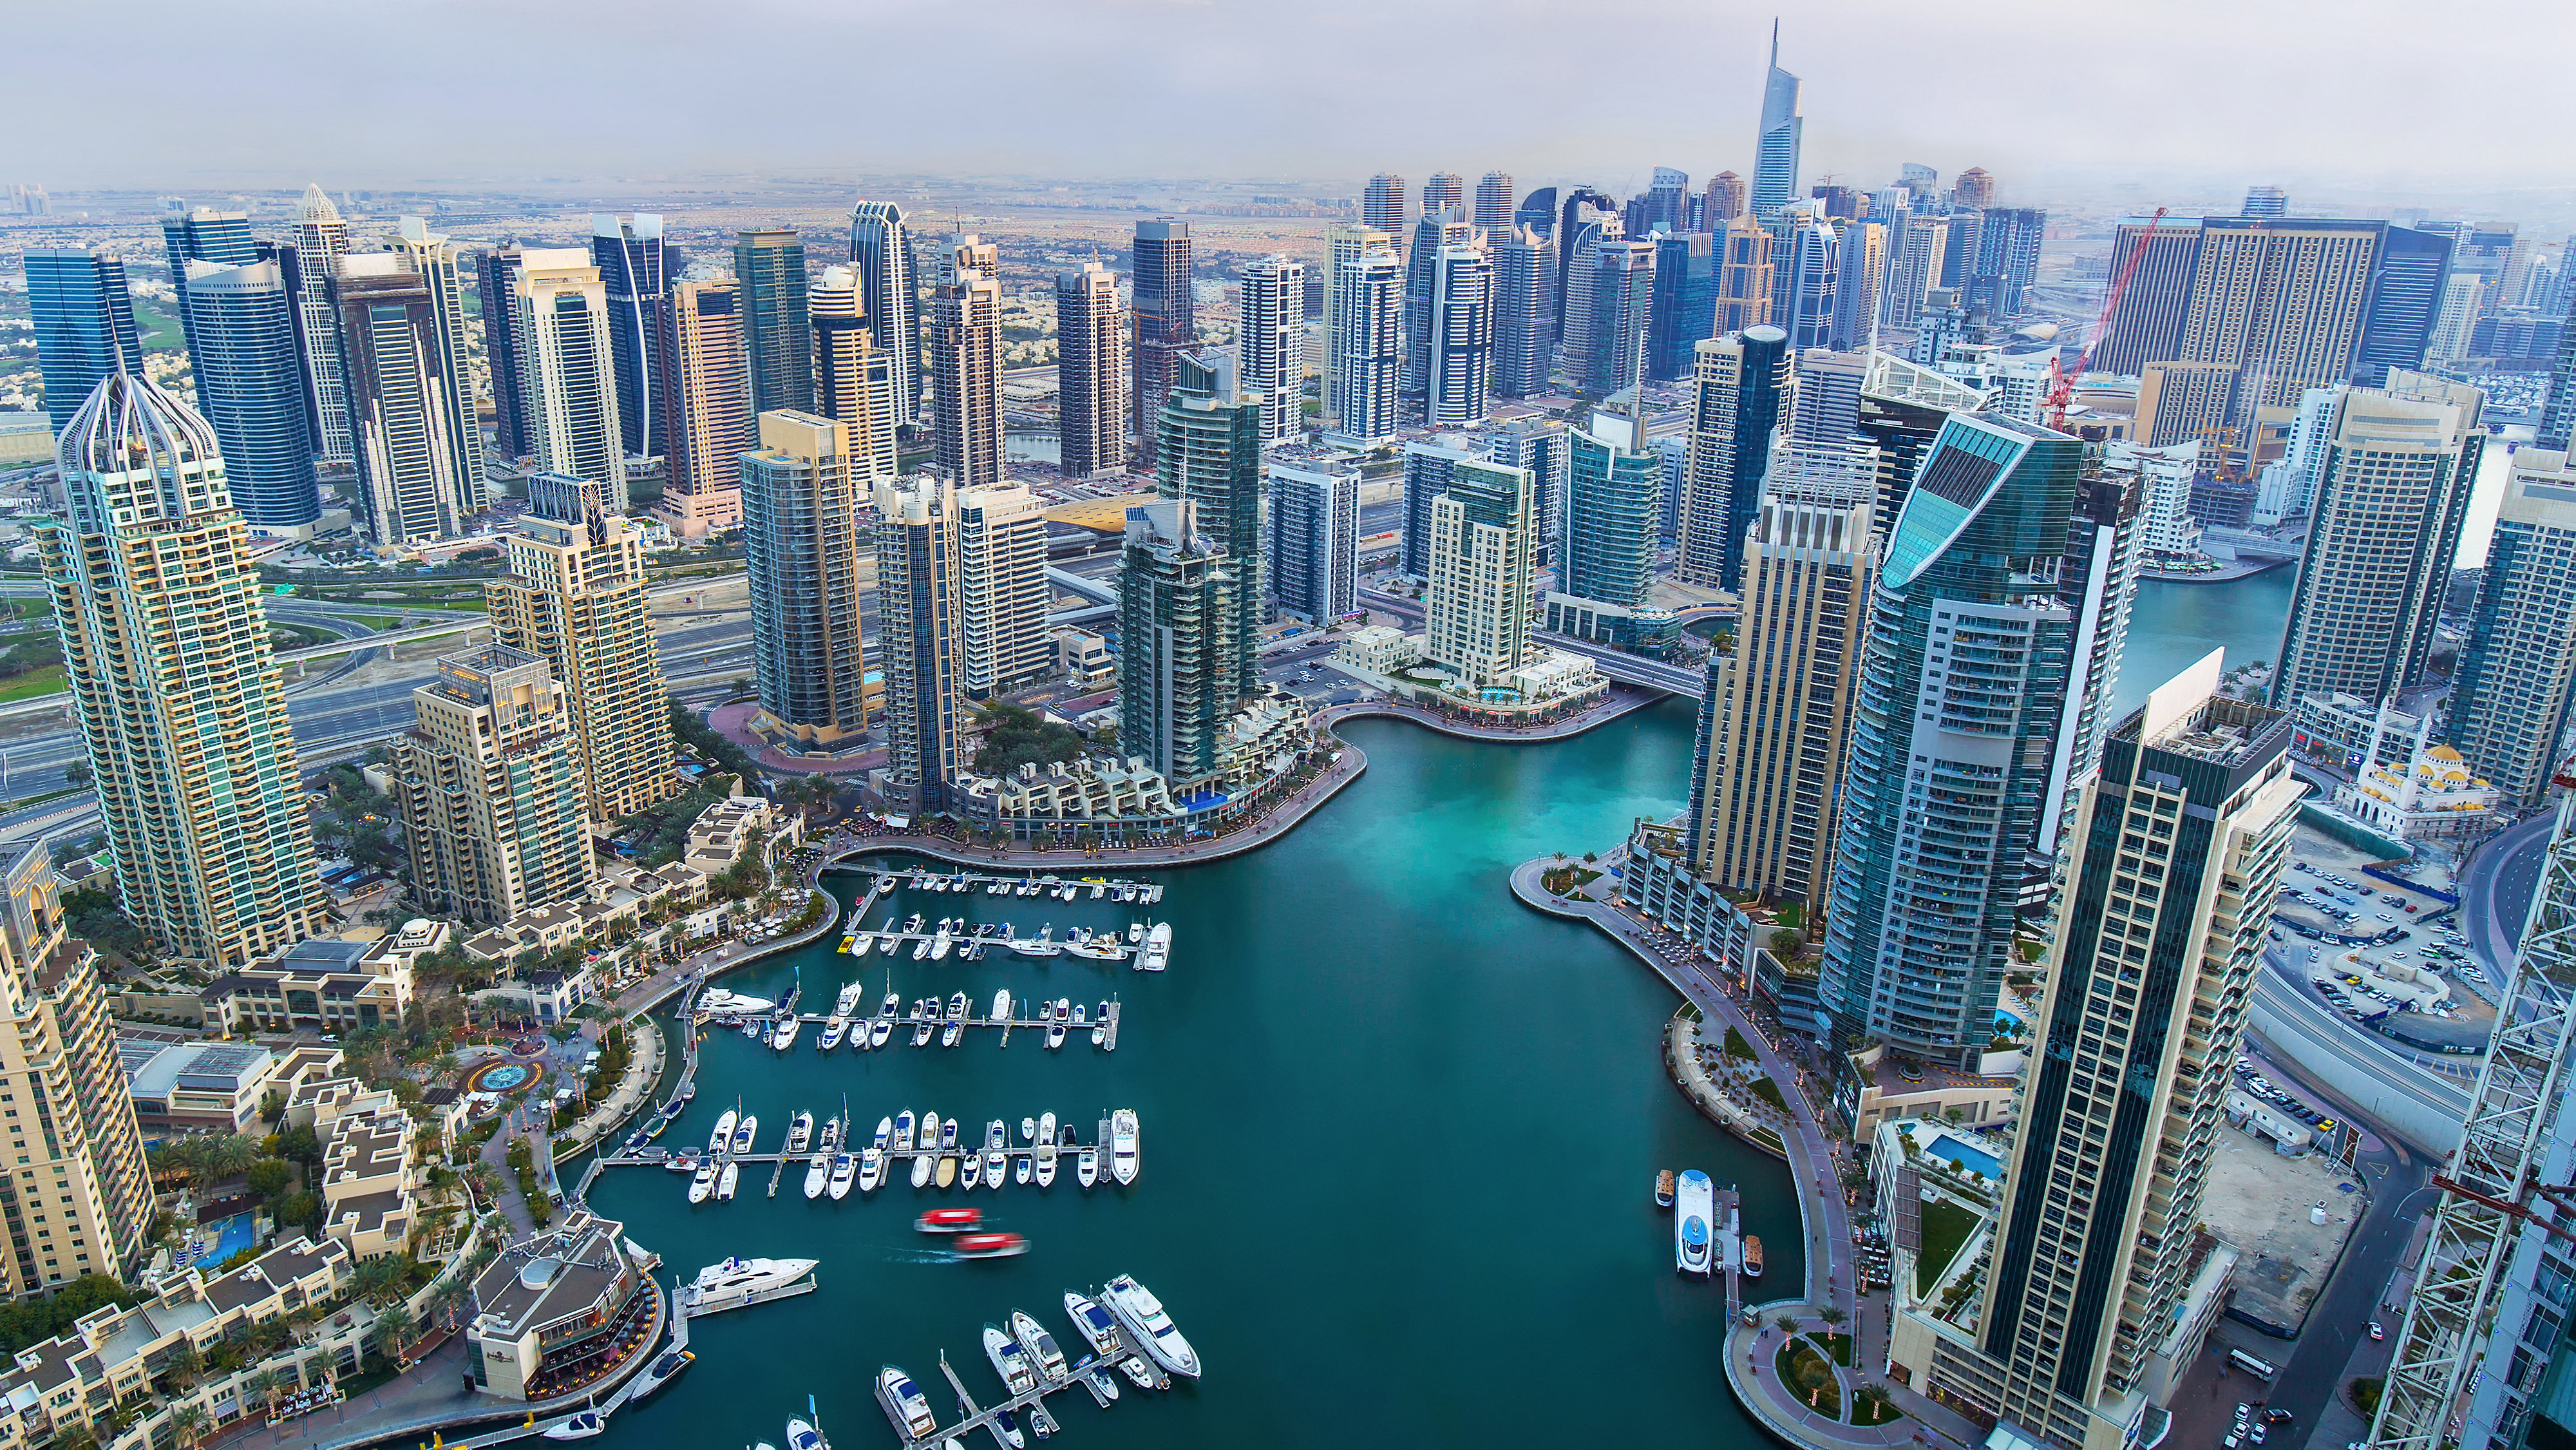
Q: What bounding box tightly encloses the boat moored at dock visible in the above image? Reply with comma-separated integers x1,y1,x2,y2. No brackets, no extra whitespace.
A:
681,1255,819,1315
1674,1169,1713,1277
877,1368,937,1440
1742,1234,1764,1279
1101,1274,1199,1378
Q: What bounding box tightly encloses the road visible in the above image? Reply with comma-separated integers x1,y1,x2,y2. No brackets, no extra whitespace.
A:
2464,812,2556,966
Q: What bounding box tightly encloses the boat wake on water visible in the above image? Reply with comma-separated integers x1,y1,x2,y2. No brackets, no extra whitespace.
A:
874,1245,974,1266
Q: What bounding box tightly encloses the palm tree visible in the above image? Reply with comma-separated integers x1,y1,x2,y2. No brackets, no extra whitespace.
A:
169,1404,209,1449
372,1303,415,1361
243,1369,281,1415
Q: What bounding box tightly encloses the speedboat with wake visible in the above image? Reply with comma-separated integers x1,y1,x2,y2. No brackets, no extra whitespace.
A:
953,1232,1028,1259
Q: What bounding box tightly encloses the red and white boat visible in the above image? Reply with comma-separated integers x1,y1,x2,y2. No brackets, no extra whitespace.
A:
952,1232,1028,1259
916,1208,983,1234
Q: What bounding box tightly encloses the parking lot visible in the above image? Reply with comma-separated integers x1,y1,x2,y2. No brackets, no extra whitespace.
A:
2271,853,2494,1054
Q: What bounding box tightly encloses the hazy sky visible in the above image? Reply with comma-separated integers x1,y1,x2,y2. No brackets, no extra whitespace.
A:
17,0,2573,206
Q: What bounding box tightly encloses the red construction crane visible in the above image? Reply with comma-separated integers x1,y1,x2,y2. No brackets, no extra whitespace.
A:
2045,206,2166,431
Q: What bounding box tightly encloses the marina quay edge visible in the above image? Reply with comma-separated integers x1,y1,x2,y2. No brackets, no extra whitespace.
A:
8,5,2576,1449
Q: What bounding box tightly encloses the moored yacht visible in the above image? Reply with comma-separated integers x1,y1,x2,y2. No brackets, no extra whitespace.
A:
1076,1147,1097,1189
684,1255,820,1314
992,988,1012,1029
1063,1292,1121,1358
803,1149,830,1200
830,1152,857,1199
787,1112,815,1154
1674,1169,1714,1278
1108,1109,1139,1185
876,1368,936,1440
893,1110,916,1152
732,1114,758,1156
983,1324,1037,1394
1092,1001,1111,1048
1135,922,1171,972
1101,1274,1200,1378
817,1016,847,1051
1012,1310,1068,1381
931,921,954,960
687,1161,717,1204
715,1160,739,1200
710,1109,738,1157
770,1014,801,1051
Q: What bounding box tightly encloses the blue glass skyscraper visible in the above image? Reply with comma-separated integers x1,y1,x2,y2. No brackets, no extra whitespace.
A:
178,259,319,528
1560,404,1663,607
1647,231,1716,381
1818,413,2078,1063
1750,26,1803,217
26,248,142,426
2356,224,2456,387
161,208,255,356
591,214,668,459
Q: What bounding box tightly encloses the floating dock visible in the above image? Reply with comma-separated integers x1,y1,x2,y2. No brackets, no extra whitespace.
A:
838,868,1167,904
725,997,1124,1050
826,924,1155,967
904,1316,1164,1448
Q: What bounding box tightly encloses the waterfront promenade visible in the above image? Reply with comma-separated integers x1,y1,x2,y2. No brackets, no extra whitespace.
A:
1510,851,1990,1450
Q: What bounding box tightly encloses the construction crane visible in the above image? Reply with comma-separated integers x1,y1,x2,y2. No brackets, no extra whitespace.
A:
2043,205,2166,432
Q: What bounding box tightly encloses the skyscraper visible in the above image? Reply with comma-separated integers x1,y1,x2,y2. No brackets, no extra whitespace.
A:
0,839,154,1289
1119,497,1244,785
1132,219,1198,468
1788,348,1867,448
809,264,898,483
178,256,320,529
511,250,627,511
1405,213,1474,396
1558,201,1622,368
1819,413,2079,1063
1423,459,1538,689
1884,216,1947,327
1401,439,1481,579
1473,172,1516,229
872,477,966,814
954,484,1052,700
2090,218,2204,377
1778,216,1841,350
1236,255,1307,443
2356,225,2458,385
1363,175,1408,243
1323,229,1403,446
486,475,676,821
1934,657,2298,1450
2242,184,2289,218
26,247,141,427
655,280,752,537
288,184,355,468
1707,172,1748,227
591,214,668,459
1422,173,1465,218
1648,231,1716,381
1158,352,1264,702
932,236,1005,488
477,245,531,459
2271,372,2483,711
2172,216,2388,434
160,207,254,356
2031,462,2146,895
849,200,924,429
1586,240,1656,394
1678,326,1791,591
1682,445,1877,919
384,218,488,523
1265,456,1361,623
392,645,595,926
1560,401,1663,607
1425,236,1494,428
1830,221,1886,348
1968,207,2045,316
337,254,483,543
1750,25,1803,217
43,374,328,966
1951,167,1995,209
1637,167,1692,236
2450,450,2576,807
1713,215,1775,336
734,229,812,417
742,412,870,749
1054,258,1128,475
1490,225,1555,398
1486,415,1571,567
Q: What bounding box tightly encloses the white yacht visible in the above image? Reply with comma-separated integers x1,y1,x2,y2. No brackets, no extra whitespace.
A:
1014,1154,1031,1186
709,1109,738,1157
992,988,1012,1028
831,1152,858,1199
893,1111,916,1153
732,1114,758,1156
770,1015,802,1051
961,1148,983,1190
1126,921,1144,944
942,991,967,1048
699,988,775,1015
715,1160,739,1201
910,1142,934,1189
876,1368,937,1440
1064,1292,1121,1359
817,1017,847,1051
983,1324,1037,1395
1094,1000,1112,1049
784,1416,827,1450
1089,879,1106,900
1062,931,1124,962
1045,1000,1067,1051
687,1161,717,1204
1034,1142,1056,1188
1009,926,1061,958
684,1256,819,1315
835,981,868,1017
1012,1310,1070,1382
1076,1147,1097,1189
1038,1112,1057,1149
985,1120,1007,1191
787,1112,815,1155
1109,1109,1139,1185
541,1406,603,1440
912,1003,936,1048
803,1149,830,1200
869,997,895,1050
1674,1169,1714,1278
1101,1275,1200,1378
1135,922,1171,973
931,921,954,960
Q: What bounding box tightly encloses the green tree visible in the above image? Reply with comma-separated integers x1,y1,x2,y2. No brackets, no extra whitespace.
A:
243,1159,292,1201
169,1404,209,1448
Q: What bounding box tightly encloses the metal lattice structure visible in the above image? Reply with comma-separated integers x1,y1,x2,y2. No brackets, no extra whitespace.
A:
2371,796,2576,1450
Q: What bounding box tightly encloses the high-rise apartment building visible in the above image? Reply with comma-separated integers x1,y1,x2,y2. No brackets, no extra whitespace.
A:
654,280,752,537
1486,415,1571,566
932,236,1005,488
511,250,628,512
848,200,923,429
1491,225,1555,398
287,185,355,468
1119,497,1244,785
1158,353,1265,703
1265,455,1361,623
1789,348,1867,449
1363,175,1409,244
591,214,668,460
384,218,488,523
178,256,321,529
2173,217,2387,432
1707,173,1748,227
1922,657,2298,1450
2448,451,2576,807
1855,351,1989,539
2271,372,2483,711
1423,459,1538,689
1405,213,1475,396
477,245,531,459
1323,228,1403,446
2029,463,2146,896
2425,272,2486,366
1474,173,1515,229
1237,255,1307,443
1586,240,1656,394
337,254,483,543
1971,207,2047,316
0,839,155,1289
1634,167,1692,236
486,475,676,821
1055,258,1128,475
1712,216,1774,336
1777,215,1841,350
955,484,1052,700
1884,216,1948,328
393,645,595,926
1819,413,2078,1062
2090,219,2204,377
741,412,869,749
1132,220,1198,468
872,477,966,814
1558,204,1623,369
1649,231,1717,382
734,229,812,417
1560,402,1663,609
1401,439,1478,579
1679,327,1792,591
1681,446,1877,919
43,374,328,967
1425,236,1494,428
2541,288,2576,452
26,248,142,427
1951,167,1996,209
2243,184,2289,218
1752,28,1803,216
160,207,254,356
808,265,898,484
1423,173,1465,218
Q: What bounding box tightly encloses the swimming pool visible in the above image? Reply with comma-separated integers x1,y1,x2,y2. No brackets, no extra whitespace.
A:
183,1212,257,1272
1927,1132,2003,1179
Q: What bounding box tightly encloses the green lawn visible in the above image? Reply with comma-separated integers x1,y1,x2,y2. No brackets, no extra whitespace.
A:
1814,1331,1853,1366
1748,1075,1788,1112
1724,1025,1759,1060
1777,1337,1842,1418
133,298,185,352
0,666,65,703
1917,1196,1980,1296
